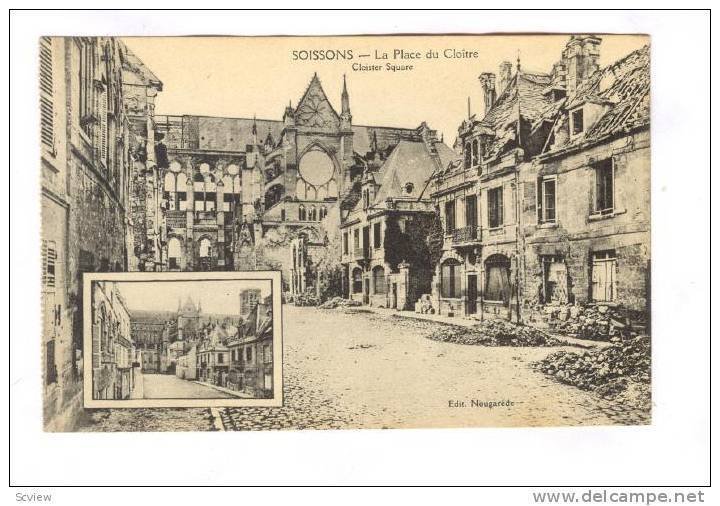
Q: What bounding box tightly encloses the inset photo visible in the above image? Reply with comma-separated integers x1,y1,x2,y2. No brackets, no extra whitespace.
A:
83,271,282,408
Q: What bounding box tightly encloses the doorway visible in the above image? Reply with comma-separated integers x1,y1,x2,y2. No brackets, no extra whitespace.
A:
467,274,478,315
391,283,398,309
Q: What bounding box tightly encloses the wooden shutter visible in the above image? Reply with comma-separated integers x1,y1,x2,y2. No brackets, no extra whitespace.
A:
42,240,57,288
39,37,54,148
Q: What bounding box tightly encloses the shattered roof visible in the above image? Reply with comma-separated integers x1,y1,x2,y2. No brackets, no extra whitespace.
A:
474,70,554,160
545,44,650,153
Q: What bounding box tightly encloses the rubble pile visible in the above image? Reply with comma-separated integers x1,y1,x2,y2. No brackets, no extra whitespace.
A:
533,334,651,399
318,297,363,309
293,292,320,307
531,304,648,341
428,319,561,347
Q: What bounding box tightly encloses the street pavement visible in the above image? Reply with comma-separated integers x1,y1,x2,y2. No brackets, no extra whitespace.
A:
141,373,235,399
77,305,649,432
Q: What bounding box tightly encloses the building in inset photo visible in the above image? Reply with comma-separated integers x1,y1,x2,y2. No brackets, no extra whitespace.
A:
84,273,281,408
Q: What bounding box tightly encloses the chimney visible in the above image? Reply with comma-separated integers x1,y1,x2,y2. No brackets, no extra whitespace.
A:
562,35,602,96
498,61,513,96
478,72,497,115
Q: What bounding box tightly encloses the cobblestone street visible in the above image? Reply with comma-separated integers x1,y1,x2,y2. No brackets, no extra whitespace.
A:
76,306,649,432
221,306,649,430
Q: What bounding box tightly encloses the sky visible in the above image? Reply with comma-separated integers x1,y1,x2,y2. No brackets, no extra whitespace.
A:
122,34,648,145
115,280,272,315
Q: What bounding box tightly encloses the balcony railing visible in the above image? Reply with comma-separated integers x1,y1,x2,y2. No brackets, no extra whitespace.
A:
452,225,480,245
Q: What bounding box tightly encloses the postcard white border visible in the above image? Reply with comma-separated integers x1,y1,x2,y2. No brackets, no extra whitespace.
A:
82,271,283,408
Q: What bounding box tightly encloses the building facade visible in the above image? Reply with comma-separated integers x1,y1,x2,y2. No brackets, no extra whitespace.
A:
341,129,458,310
427,35,650,327
41,37,157,430
91,282,135,400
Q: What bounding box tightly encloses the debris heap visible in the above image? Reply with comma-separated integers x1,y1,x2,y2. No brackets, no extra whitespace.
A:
318,297,363,309
533,334,651,400
427,319,561,347
528,304,648,341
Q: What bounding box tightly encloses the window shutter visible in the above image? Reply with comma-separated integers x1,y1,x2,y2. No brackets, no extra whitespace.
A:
497,187,504,225
39,37,54,148
536,178,543,222
42,240,57,288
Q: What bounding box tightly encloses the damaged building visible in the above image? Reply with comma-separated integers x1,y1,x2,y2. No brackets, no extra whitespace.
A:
426,35,650,327
520,39,650,325
144,73,429,299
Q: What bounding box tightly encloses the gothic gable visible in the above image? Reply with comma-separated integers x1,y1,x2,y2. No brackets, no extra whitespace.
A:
294,74,340,130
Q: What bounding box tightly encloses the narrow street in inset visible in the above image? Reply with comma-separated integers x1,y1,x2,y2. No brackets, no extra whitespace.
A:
140,373,235,399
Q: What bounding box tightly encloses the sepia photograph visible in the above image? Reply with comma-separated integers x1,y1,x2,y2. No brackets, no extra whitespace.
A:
9,6,712,495
82,272,282,409
39,33,651,431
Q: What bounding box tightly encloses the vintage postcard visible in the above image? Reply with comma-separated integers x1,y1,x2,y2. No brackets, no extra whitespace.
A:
40,34,651,432
82,272,282,408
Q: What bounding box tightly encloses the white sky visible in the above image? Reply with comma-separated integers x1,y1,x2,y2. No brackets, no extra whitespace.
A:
122,34,647,144
115,280,271,315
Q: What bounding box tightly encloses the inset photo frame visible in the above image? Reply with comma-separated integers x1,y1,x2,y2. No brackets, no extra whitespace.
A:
82,271,283,408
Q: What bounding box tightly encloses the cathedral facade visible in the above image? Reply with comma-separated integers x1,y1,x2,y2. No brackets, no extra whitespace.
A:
141,73,431,292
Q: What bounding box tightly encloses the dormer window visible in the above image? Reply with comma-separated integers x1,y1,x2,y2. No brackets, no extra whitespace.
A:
571,107,584,135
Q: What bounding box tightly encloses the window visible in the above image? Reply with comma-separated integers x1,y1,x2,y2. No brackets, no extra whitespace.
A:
465,195,478,235
471,139,479,166
352,268,363,294
373,222,382,248
218,353,224,364
445,200,456,233
464,142,472,168
280,209,286,221
537,177,557,223
309,205,317,221
372,266,386,295
441,259,461,298
168,237,181,270
485,254,510,303
591,250,617,302
263,344,271,364
298,205,306,221
245,346,253,362
594,159,614,214
571,108,584,135
541,255,568,304
42,240,57,288
319,205,327,220
343,232,349,255
39,37,54,149
353,229,360,250
487,187,504,229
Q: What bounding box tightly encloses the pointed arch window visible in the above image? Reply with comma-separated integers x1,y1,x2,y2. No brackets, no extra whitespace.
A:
298,204,306,221
309,205,317,221
319,205,327,220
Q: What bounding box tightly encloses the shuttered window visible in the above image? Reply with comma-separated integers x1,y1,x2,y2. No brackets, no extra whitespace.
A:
42,240,57,288
39,37,54,148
